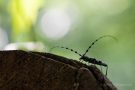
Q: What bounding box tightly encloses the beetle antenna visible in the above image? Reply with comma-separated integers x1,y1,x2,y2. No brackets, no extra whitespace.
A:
82,35,117,57
50,46,82,57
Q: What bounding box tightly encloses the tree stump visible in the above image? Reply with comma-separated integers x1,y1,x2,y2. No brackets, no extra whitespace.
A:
0,50,117,90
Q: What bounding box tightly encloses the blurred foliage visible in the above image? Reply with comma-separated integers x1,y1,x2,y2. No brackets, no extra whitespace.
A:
0,0,135,90
9,0,44,42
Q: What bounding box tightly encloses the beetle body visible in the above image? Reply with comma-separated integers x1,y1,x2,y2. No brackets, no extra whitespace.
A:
80,56,107,67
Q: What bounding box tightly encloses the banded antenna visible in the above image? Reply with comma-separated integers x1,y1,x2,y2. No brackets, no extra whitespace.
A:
81,35,117,57
50,46,82,57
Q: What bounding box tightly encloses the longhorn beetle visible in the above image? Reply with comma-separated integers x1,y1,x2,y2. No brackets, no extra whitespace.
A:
50,35,117,76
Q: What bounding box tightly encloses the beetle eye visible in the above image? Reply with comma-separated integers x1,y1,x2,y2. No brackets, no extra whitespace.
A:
99,61,101,63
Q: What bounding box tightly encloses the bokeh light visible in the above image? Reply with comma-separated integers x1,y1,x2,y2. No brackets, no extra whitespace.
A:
4,42,45,51
40,8,72,40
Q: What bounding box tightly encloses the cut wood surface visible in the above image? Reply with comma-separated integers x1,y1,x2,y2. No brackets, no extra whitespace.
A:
0,50,117,90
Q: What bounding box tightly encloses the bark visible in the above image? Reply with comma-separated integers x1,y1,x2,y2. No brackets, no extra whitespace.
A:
0,50,117,90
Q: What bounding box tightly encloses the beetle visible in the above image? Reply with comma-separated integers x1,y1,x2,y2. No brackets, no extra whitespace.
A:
50,35,117,75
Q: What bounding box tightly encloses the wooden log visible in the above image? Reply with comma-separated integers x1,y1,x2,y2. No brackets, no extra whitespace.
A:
0,50,117,90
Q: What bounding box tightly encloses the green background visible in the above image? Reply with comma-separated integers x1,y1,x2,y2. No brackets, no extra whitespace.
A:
0,0,134,89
